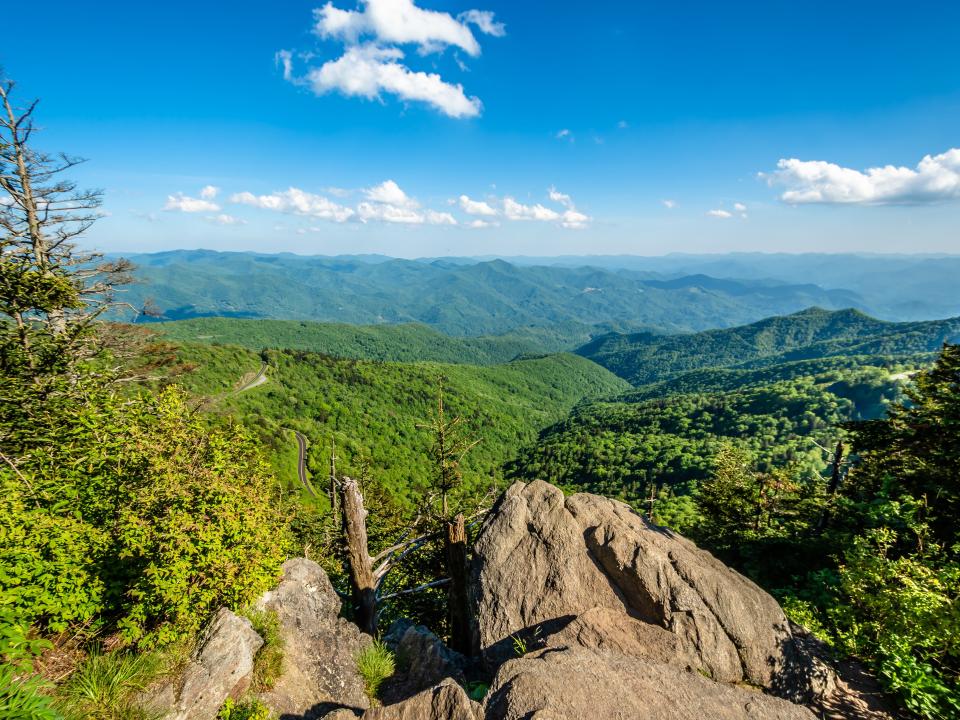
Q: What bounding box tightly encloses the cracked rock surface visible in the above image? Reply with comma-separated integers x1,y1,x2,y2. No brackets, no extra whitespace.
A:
471,480,834,704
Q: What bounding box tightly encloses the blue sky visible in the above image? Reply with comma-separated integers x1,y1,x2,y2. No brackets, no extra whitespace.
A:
4,0,959,256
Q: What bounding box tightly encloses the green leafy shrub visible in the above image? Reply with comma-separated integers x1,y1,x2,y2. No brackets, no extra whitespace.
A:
216,697,275,720
0,663,62,720
356,640,395,703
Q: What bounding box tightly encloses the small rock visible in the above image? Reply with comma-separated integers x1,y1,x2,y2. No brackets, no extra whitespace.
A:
364,679,482,720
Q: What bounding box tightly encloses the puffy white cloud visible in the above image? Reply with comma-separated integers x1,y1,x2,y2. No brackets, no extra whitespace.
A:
733,202,746,212
560,209,589,229
276,49,294,81
765,148,960,205
295,0,502,118
707,209,732,218
164,192,220,213
230,188,355,222
467,218,496,228
662,199,677,209
458,194,498,216
365,179,418,208
306,44,481,118
314,0,501,56
200,185,220,200
206,213,246,226
425,209,457,225
356,201,423,223
457,9,505,37
503,197,560,222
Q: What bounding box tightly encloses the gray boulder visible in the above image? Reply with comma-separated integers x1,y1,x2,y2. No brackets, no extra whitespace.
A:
472,481,833,702
256,558,372,719
155,608,263,720
381,620,468,703
484,646,817,720
364,679,482,720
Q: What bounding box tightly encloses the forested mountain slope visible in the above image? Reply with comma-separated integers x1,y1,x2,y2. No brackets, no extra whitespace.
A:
121,250,864,335
577,307,960,385
174,341,630,503
153,317,574,363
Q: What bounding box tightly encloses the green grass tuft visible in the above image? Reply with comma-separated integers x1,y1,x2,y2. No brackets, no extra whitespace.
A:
356,640,395,703
55,648,164,720
241,609,285,692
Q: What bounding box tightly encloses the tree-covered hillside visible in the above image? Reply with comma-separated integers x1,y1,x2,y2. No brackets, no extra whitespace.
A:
120,250,864,335
577,307,960,385
152,317,579,363
174,342,630,505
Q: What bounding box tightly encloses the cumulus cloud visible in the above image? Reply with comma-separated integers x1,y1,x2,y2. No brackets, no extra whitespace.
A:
230,188,356,223
457,9,505,37
662,199,677,209
733,202,746,212
707,209,732,218
286,0,503,118
503,197,560,221
206,213,246,225
458,194,498,216
765,148,960,205
164,191,220,213
364,179,418,208
468,218,496,228
425,209,457,225
200,185,220,200
306,44,481,118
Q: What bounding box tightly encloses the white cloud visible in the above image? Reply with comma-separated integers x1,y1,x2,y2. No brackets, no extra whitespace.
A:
314,0,499,56
458,194,498,216
555,128,572,140
560,209,589,229
707,209,733,218
206,213,246,226
425,209,457,225
364,179,418,208
164,192,220,213
503,197,560,222
356,201,423,223
548,187,573,208
231,188,355,223
276,50,294,81
765,148,960,205
457,9,506,37
733,202,746,212
294,0,502,118
662,199,677,209
200,185,220,200
467,218,496,228
306,44,481,119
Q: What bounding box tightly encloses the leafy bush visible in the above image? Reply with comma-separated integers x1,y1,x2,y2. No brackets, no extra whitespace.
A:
356,640,395,702
0,663,61,720
216,697,275,720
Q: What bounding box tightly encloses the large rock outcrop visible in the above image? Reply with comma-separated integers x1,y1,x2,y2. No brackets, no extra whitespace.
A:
365,679,483,720
472,481,834,703
484,646,817,720
149,608,263,720
256,558,372,718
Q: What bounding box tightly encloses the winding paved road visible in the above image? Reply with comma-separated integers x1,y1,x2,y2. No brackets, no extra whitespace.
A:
292,430,318,498
235,362,269,393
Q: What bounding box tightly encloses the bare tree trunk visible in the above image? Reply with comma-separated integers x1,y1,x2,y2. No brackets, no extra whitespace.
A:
445,513,471,654
340,476,377,635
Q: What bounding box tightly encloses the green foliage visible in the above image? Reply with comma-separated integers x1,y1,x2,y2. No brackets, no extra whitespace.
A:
177,343,627,507
241,609,284,692
1,386,289,647
153,318,569,364
55,649,163,720
826,529,959,719
216,698,275,720
0,663,61,720
356,640,395,702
